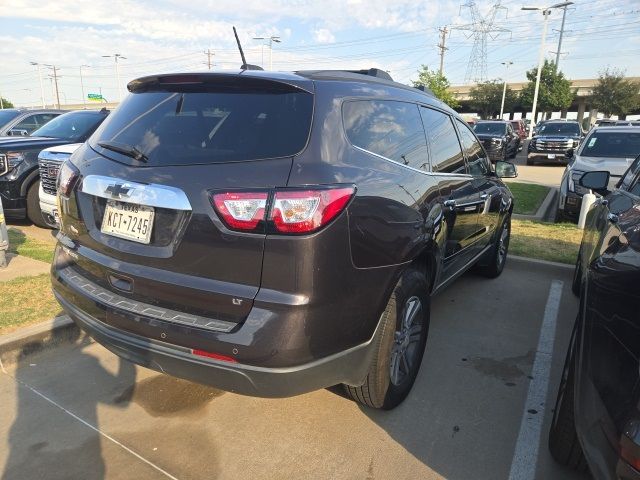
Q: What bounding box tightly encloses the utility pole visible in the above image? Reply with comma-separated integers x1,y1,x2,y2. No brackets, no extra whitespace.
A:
553,5,569,70
30,62,46,108
45,65,62,109
500,61,513,119
437,26,449,75
204,49,214,70
522,2,573,138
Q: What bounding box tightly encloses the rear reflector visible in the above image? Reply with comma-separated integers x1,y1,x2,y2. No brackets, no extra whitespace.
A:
191,349,237,363
212,192,268,231
270,187,355,233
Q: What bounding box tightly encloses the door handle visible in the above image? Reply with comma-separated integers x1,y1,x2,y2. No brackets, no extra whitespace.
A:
480,193,489,200
444,199,457,209
607,213,618,223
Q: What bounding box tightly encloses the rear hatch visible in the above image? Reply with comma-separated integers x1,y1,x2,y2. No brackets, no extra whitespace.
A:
64,73,314,331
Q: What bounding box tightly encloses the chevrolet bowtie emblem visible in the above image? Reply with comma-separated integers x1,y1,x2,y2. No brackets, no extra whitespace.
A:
105,183,132,198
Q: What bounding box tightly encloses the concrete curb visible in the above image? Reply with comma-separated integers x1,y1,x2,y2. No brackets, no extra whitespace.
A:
512,187,558,222
509,254,574,270
0,315,87,368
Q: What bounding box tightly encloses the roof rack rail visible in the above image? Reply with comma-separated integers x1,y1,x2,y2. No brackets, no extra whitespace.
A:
343,68,393,81
414,84,436,97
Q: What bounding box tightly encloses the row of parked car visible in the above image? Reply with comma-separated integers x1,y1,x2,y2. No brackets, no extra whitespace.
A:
0,108,110,226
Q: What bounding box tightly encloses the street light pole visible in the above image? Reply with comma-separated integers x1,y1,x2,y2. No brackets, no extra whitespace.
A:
500,61,513,119
522,2,573,139
252,36,281,70
30,62,46,108
102,54,126,103
80,65,90,109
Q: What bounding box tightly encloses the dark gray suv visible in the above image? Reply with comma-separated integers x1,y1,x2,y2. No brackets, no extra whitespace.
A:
52,69,517,409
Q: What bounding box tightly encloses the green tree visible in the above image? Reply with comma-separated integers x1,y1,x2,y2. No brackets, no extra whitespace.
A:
0,97,14,108
469,80,517,119
519,60,574,114
412,65,460,109
590,68,640,118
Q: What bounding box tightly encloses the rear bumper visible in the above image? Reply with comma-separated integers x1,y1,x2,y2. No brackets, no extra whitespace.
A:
527,151,569,164
55,291,377,397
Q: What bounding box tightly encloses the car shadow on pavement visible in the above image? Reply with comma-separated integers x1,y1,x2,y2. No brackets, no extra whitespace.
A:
2,327,136,480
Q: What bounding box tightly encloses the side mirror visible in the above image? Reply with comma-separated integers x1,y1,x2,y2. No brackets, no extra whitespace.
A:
495,160,517,178
8,129,28,137
580,171,610,193
565,148,574,159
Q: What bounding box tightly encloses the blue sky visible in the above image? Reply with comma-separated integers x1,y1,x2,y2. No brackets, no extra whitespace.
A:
1,0,639,107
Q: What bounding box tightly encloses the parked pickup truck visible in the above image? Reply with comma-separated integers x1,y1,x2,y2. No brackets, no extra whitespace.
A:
527,120,583,165
38,143,82,227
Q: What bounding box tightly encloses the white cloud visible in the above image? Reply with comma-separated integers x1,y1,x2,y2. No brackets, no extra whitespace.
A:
313,28,335,44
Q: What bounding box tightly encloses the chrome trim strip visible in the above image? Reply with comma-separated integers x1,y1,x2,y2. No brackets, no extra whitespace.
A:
352,145,471,178
81,175,192,211
0,154,7,176
59,267,236,333
38,150,73,162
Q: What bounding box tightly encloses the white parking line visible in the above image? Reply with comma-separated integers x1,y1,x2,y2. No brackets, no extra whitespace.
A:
508,279,564,480
1,369,180,480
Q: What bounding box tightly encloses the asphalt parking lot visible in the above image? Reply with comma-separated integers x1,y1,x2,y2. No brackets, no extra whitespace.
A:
0,257,589,480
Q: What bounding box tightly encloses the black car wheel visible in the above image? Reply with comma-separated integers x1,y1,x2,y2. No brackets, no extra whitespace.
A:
548,322,588,472
26,180,49,229
477,214,511,278
344,266,430,409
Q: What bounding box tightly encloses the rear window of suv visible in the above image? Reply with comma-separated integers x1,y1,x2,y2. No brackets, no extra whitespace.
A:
90,90,313,166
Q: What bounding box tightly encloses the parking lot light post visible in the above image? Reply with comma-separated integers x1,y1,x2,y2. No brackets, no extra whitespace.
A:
80,65,90,109
102,54,126,103
522,2,573,139
30,62,46,108
500,61,513,119
252,36,281,70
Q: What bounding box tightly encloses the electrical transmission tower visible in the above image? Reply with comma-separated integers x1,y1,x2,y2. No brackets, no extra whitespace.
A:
452,1,510,83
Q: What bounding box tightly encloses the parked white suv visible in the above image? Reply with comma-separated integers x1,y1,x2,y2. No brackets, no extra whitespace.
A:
557,127,640,222
38,143,82,227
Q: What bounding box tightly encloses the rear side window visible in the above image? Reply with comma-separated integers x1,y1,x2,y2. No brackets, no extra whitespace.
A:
91,90,313,166
420,107,466,174
456,119,489,176
620,157,640,195
343,100,428,171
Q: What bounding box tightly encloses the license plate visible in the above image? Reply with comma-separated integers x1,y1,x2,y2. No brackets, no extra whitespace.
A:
548,154,556,159
101,200,154,244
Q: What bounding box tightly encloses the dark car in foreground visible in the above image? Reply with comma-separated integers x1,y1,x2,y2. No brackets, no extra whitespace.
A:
549,161,640,479
557,127,640,222
0,109,109,226
0,108,64,137
52,69,517,410
473,120,520,162
527,120,583,165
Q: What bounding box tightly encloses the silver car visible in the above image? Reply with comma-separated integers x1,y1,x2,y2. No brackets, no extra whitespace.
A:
557,126,640,222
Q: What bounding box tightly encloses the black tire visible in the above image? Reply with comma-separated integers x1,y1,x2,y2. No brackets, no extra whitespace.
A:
344,267,430,410
477,214,511,278
26,180,49,228
548,328,588,472
554,208,566,224
571,249,582,297
526,158,534,166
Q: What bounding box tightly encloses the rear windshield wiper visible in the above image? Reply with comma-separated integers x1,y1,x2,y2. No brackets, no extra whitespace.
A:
97,140,148,162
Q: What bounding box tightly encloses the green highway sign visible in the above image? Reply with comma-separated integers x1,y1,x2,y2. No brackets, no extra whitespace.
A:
87,93,104,101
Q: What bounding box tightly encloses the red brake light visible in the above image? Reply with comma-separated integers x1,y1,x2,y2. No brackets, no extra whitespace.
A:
269,187,355,234
211,192,268,231
57,161,80,197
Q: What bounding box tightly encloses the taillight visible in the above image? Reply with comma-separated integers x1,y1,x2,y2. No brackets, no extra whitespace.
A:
210,186,355,234
191,349,237,363
270,187,354,233
212,192,268,232
57,161,80,197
